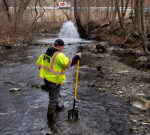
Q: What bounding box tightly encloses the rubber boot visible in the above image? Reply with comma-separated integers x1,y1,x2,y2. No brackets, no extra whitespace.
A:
47,106,56,123
41,84,49,92
56,102,64,112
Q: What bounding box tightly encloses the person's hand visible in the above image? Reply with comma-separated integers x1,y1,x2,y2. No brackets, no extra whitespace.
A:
77,52,81,58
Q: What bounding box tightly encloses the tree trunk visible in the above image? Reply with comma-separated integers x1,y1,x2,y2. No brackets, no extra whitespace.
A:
140,0,150,54
111,0,117,28
115,0,124,29
13,0,31,31
134,0,150,54
122,0,129,19
134,0,138,31
2,0,11,23
141,0,146,34
74,0,87,38
137,0,142,34
13,0,17,16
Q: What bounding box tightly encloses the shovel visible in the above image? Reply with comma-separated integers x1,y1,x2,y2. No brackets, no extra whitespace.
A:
68,60,80,120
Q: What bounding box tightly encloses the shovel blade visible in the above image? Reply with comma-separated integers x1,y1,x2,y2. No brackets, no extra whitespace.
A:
68,109,78,120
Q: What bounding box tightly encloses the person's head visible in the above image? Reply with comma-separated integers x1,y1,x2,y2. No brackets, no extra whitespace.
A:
54,39,65,52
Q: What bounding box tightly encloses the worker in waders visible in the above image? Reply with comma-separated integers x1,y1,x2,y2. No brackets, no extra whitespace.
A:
36,39,81,122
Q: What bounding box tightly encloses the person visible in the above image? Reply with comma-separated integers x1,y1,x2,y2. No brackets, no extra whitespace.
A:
36,39,81,122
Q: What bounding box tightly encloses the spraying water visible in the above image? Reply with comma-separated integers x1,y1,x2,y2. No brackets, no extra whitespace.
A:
37,21,91,44
59,21,80,39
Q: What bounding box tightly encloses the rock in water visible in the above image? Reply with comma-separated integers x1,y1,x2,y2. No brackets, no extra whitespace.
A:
130,95,150,110
10,88,21,92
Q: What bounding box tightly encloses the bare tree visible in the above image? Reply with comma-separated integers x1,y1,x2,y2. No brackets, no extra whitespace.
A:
111,0,117,28
2,0,11,23
115,0,129,29
74,0,87,38
31,0,45,30
133,0,150,54
13,0,31,31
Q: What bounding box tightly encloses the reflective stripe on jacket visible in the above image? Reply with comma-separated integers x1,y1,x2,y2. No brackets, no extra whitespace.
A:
36,52,72,84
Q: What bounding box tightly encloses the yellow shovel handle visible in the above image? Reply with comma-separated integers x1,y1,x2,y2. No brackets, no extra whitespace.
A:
74,60,79,99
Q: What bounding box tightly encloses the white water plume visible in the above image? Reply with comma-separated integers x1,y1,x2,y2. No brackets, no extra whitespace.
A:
58,21,80,39
36,21,91,44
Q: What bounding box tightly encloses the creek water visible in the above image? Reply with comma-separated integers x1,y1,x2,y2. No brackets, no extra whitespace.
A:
0,22,135,135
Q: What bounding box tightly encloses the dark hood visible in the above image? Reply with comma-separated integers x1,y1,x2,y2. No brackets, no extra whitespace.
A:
45,47,59,57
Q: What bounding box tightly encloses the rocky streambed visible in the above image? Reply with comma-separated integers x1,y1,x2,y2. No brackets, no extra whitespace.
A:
79,42,150,135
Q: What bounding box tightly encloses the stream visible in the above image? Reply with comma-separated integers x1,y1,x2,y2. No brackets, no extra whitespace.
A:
0,41,135,135
0,21,136,135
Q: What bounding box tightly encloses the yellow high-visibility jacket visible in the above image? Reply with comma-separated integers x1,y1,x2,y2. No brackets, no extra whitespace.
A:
36,52,72,84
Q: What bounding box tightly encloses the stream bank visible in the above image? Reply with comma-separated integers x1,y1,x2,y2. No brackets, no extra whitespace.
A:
79,42,150,135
